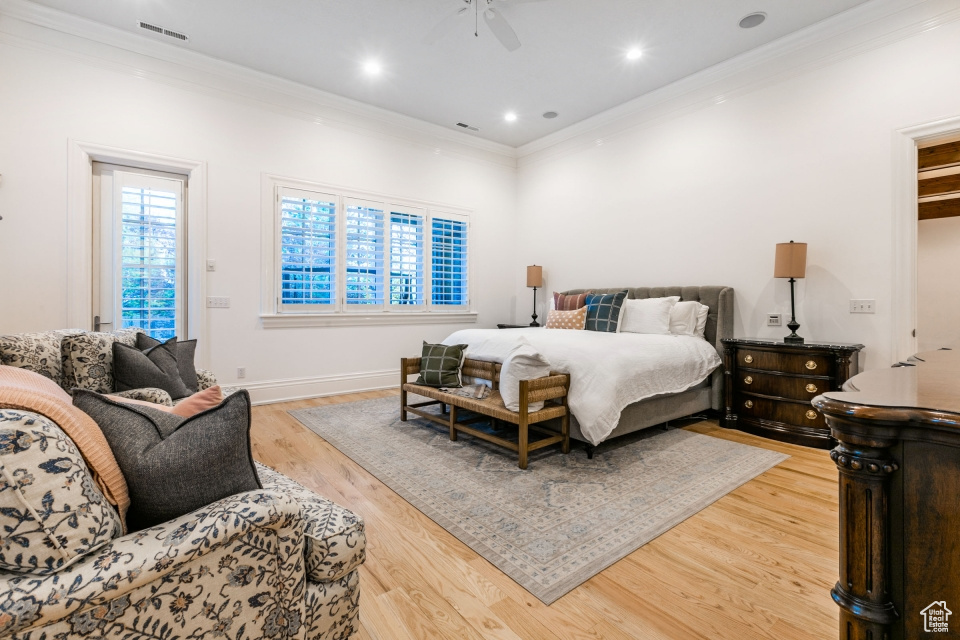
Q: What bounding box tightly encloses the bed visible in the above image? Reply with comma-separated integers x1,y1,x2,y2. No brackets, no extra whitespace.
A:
442,286,734,447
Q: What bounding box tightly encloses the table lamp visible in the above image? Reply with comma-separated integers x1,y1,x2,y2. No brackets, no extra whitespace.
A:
774,241,807,344
526,265,543,327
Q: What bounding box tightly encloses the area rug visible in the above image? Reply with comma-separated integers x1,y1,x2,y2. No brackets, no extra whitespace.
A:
290,397,788,604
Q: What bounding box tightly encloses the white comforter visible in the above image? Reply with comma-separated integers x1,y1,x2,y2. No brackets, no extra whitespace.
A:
442,328,722,445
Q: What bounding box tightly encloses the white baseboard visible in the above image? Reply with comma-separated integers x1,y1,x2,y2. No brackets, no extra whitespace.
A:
222,369,399,406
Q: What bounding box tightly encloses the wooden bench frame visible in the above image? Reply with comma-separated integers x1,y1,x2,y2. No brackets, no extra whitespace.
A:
400,357,570,469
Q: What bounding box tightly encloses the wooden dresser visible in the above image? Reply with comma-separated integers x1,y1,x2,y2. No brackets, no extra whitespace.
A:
814,348,960,640
721,338,864,448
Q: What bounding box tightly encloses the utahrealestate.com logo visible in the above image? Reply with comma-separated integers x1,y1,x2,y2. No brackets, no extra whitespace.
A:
921,601,952,633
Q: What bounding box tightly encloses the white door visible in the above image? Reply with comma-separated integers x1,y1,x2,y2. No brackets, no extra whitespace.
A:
93,164,187,340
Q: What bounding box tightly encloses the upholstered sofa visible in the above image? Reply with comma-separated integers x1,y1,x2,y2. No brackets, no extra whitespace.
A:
0,327,217,406
0,329,366,639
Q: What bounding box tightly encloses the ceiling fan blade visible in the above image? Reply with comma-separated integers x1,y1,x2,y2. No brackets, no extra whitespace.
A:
483,8,521,51
424,6,469,45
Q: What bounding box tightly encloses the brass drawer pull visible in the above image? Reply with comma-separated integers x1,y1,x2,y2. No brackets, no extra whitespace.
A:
744,400,754,409
805,409,818,420
744,376,753,385
805,360,817,370
743,355,754,364
805,383,818,393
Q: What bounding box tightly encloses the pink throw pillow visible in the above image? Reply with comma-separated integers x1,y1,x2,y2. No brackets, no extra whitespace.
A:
108,385,224,418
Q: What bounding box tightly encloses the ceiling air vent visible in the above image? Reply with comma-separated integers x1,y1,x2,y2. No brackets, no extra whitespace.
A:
138,21,189,42
455,122,479,132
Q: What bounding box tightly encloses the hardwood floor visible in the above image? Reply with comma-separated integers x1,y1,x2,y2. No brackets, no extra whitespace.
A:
251,390,839,640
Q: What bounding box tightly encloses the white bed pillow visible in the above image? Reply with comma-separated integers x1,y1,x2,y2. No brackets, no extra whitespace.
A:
500,337,551,412
669,301,699,336
695,303,709,338
619,296,680,334
668,301,711,338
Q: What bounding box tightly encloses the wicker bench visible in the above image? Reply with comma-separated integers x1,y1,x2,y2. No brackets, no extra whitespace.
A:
400,357,570,469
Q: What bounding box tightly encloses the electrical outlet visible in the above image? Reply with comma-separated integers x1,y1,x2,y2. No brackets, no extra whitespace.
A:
206,296,230,308
237,367,246,379
766,313,782,327
206,259,216,272
850,299,876,314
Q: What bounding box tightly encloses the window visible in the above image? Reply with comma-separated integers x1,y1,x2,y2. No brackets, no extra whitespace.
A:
272,182,469,317
279,188,336,310
94,165,186,340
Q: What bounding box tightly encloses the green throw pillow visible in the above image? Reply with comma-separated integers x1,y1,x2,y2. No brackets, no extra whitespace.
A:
417,342,467,388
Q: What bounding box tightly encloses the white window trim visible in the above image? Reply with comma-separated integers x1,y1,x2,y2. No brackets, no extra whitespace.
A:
260,173,477,327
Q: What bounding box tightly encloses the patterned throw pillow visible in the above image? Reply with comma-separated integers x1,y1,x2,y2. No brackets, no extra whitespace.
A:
0,409,122,574
0,330,79,385
545,306,588,330
61,328,142,394
416,342,467,388
553,291,591,311
585,290,628,333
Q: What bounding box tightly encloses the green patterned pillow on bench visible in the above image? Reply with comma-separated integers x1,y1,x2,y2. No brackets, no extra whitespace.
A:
417,342,467,388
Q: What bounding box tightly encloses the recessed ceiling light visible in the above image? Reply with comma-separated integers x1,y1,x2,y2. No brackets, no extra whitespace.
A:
542,111,558,119
626,48,643,61
363,60,382,76
739,12,766,29
504,112,518,123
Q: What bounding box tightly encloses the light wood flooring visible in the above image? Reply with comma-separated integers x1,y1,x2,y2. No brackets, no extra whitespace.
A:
251,390,839,640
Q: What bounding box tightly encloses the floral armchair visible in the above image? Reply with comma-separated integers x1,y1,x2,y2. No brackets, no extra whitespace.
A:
0,409,365,640
0,328,217,407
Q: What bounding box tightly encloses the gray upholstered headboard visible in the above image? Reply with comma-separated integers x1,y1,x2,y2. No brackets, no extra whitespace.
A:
560,286,735,410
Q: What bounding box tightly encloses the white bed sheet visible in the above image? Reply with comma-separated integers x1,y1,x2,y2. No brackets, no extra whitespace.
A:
442,328,721,445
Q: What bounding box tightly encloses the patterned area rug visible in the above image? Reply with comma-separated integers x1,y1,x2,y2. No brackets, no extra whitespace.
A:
290,397,788,604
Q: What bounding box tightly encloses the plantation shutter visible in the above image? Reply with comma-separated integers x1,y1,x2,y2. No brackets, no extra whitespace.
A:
430,214,469,308
389,207,425,308
344,199,385,308
278,187,338,311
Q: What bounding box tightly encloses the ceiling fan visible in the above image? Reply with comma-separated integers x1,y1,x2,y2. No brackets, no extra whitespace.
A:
424,0,546,52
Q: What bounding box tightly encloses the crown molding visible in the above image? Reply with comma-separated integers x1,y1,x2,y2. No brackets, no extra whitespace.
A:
516,0,960,167
0,0,518,169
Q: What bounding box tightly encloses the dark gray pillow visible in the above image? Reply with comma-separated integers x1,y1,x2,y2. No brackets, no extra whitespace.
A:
73,389,261,531
416,341,467,388
113,337,191,399
136,333,199,392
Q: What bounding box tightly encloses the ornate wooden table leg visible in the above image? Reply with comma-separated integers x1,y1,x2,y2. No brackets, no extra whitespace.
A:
829,428,899,640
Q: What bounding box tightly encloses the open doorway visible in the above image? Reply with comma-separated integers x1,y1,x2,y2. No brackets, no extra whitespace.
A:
917,138,960,351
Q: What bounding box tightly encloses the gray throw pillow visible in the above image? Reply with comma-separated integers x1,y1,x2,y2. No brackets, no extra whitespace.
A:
113,337,191,399
136,333,199,393
417,341,467,388
72,389,261,531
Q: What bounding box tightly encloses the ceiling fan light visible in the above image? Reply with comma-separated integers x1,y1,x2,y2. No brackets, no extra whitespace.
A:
363,60,381,76
504,112,518,122
626,48,642,61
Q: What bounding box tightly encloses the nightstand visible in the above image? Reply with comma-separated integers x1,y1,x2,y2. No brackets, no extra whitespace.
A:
721,338,864,448
496,324,538,329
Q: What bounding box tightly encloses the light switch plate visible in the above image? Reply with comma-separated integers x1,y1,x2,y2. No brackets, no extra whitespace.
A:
206,296,230,308
850,299,876,314
767,313,782,327
206,259,216,272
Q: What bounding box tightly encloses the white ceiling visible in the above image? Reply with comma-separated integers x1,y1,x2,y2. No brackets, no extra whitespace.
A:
29,0,872,147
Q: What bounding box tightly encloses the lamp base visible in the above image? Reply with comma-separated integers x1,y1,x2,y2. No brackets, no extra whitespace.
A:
783,334,805,344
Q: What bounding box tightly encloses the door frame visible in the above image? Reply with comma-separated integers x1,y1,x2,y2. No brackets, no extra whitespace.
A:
892,115,960,362
67,140,208,366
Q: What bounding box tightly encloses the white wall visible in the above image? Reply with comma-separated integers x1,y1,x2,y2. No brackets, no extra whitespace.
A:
918,216,960,351
516,18,960,370
0,15,518,402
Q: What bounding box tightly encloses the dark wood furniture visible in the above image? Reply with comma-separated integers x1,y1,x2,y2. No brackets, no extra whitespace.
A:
400,357,570,469
813,348,960,639
722,338,863,448
496,323,536,329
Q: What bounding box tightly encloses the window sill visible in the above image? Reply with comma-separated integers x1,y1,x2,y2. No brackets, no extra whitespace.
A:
259,311,478,328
